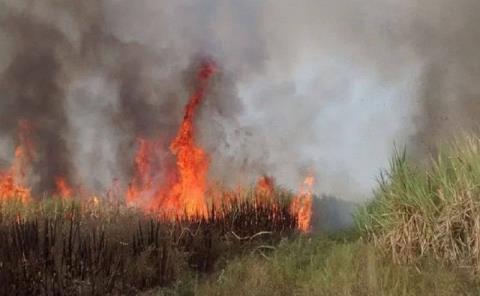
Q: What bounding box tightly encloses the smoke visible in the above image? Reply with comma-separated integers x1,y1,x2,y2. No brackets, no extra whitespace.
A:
0,0,479,202
0,7,75,194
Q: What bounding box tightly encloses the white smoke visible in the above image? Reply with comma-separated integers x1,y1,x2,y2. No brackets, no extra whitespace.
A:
1,0,479,202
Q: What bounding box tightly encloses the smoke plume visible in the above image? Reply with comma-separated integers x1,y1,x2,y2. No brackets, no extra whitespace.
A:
0,0,479,204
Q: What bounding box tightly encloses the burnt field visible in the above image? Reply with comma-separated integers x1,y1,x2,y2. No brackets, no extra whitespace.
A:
0,190,300,296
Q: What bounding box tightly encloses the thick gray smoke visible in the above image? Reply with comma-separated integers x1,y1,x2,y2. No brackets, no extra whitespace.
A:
0,9,75,194
0,0,479,204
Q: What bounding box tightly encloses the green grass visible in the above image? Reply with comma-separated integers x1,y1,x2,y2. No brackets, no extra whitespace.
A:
149,234,479,296
148,136,480,295
5,136,480,295
356,136,480,269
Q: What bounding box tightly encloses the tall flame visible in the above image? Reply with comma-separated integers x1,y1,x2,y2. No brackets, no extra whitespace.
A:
290,175,314,232
0,61,317,233
0,120,34,203
162,61,216,218
127,61,216,219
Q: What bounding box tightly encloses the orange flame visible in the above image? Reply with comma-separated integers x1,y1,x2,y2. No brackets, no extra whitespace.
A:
255,175,276,210
127,61,216,219
0,173,30,203
290,175,314,232
256,176,275,196
55,176,73,199
161,61,216,218
126,138,161,204
0,120,34,203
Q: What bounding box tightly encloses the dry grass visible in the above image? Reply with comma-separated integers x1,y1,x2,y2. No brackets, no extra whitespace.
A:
357,136,480,271
0,188,298,295
193,235,480,296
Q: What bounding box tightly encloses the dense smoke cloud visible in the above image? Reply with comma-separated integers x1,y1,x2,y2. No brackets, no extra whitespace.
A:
0,0,479,203
0,7,75,194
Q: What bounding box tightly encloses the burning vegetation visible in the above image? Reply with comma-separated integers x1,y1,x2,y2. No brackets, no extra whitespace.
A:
0,194,297,295
126,61,215,219
0,8,316,290
0,60,313,231
0,60,315,295
290,175,314,233
0,120,34,203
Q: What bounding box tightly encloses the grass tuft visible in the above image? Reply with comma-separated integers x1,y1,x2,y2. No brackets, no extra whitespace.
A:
357,136,480,271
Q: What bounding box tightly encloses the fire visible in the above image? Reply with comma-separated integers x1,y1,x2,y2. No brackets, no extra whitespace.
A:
255,175,276,210
290,175,314,232
126,138,162,205
127,61,216,219
256,176,275,196
0,60,317,236
55,176,73,199
0,173,30,203
0,120,34,203
125,60,315,227
162,61,215,218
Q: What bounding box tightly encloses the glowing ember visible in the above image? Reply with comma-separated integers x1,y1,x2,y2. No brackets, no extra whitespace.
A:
0,120,34,203
55,176,73,199
290,175,314,232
